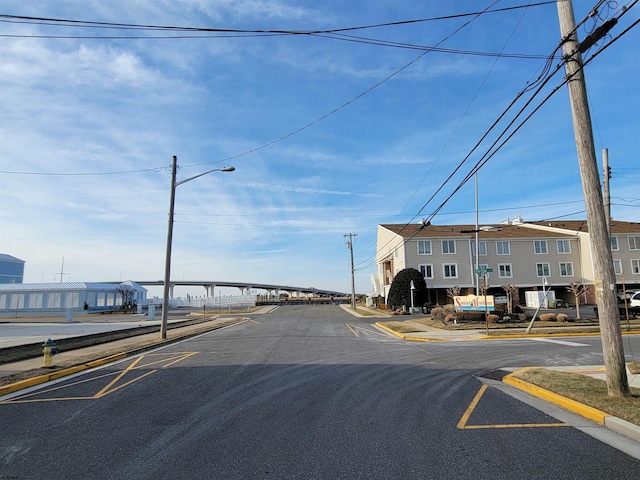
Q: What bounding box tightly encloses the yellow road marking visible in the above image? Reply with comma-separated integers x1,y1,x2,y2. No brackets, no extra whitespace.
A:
0,352,198,404
345,324,359,337
95,355,144,397
457,384,569,430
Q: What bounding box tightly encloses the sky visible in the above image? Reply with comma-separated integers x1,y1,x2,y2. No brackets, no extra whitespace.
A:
1,0,638,298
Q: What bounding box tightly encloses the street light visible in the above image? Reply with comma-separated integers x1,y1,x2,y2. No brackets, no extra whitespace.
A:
160,155,235,339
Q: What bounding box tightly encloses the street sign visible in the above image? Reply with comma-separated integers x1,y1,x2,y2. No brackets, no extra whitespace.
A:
475,268,493,274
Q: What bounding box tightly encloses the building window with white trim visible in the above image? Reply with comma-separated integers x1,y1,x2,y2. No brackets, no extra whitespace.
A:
498,263,512,278
613,260,623,275
471,240,487,256
632,259,640,275
419,264,433,279
443,264,458,278
442,240,456,254
610,236,619,251
496,241,510,255
559,262,574,277
557,239,571,254
536,263,551,277
629,237,640,250
534,240,548,254
417,240,431,255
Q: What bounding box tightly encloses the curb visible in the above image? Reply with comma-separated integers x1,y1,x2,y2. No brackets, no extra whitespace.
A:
375,322,444,342
503,368,640,443
0,318,246,397
0,353,127,396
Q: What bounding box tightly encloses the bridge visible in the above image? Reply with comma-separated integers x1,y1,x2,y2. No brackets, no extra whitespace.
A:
131,280,347,299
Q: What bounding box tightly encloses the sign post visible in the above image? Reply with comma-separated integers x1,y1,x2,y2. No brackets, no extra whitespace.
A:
475,267,493,334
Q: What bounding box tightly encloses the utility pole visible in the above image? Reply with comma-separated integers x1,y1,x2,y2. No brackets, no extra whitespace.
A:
344,233,357,310
602,148,611,234
557,0,629,396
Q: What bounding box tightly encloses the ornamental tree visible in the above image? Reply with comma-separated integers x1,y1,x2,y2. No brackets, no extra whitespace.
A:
387,268,428,311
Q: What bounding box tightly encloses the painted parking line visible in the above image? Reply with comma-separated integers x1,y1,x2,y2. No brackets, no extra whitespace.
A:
345,324,359,337
0,352,198,405
457,384,569,430
528,338,590,347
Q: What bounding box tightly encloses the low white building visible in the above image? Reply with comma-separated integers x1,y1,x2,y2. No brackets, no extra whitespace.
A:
0,280,147,316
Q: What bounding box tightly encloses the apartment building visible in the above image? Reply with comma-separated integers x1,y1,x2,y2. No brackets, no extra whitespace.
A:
375,218,640,307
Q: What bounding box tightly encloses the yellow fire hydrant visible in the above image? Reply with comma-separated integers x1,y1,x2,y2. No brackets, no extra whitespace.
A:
42,338,56,368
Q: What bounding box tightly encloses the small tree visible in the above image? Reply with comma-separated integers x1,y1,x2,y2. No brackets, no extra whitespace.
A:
116,283,136,311
568,281,588,319
446,286,461,301
387,268,428,311
502,284,519,314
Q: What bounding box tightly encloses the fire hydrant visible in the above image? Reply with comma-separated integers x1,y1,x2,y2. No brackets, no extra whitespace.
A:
42,338,57,368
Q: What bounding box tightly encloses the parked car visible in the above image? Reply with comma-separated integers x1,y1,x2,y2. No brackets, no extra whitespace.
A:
617,289,640,302
630,292,640,309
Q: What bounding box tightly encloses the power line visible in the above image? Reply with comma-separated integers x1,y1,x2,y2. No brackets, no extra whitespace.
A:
0,2,557,38
353,0,638,271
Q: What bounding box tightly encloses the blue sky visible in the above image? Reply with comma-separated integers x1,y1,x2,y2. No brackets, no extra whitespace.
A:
1,1,638,297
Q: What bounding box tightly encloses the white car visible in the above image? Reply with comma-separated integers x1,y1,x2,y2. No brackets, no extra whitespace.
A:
618,289,640,302
630,292,640,309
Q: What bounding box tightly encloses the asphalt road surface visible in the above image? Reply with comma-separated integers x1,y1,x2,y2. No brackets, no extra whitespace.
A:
1,305,639,479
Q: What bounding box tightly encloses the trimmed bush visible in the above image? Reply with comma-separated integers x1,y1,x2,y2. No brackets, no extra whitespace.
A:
487,314,500,323
430,307,445,323
557,313,569,322
445,314,456,324
539,313,556,322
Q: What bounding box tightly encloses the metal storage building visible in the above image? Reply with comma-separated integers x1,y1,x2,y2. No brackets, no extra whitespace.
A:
0,254,25,284
0,280,147,316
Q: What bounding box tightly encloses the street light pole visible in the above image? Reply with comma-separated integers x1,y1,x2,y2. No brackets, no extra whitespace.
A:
160,156,235,339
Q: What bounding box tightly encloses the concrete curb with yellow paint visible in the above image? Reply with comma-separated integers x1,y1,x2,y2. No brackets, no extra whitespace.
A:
375,322,444,342
0,318,246,397
0,353,127,397
503,368,640,442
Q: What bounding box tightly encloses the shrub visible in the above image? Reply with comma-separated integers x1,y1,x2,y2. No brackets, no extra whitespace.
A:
387,268,428,310
518,313,527,322
430,307,445,323
503,316,511,323
540,313,556,322
457,311,484,323
445,314,456,324
487,314,500,323
557,313,569,322
443,304,455,316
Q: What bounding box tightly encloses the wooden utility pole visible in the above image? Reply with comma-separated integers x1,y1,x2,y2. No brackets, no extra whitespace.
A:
344,233,357,310
602,148,611,234
557,0,629,396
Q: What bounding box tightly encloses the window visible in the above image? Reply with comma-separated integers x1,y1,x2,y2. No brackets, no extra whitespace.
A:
442,240,456,254
443,264,458,278
610,236,619,251
417,240,431,255
559,262,574,277
557,239,571,254
613,260,623,275
498,263,512,278
496,241,510,255
632,260,640,275
629,237,640,250
471,240,487,256
534,240,548,254
536,263,550,277
419,264,433,279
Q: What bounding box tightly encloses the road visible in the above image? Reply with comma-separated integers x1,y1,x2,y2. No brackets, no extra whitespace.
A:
1,305,639,479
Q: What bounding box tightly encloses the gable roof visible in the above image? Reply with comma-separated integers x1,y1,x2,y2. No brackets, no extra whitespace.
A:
379,223,575,239
0,254,25,263
380,220,640,240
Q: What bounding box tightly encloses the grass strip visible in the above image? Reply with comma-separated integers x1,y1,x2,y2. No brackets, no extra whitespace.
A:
511,367,640,426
